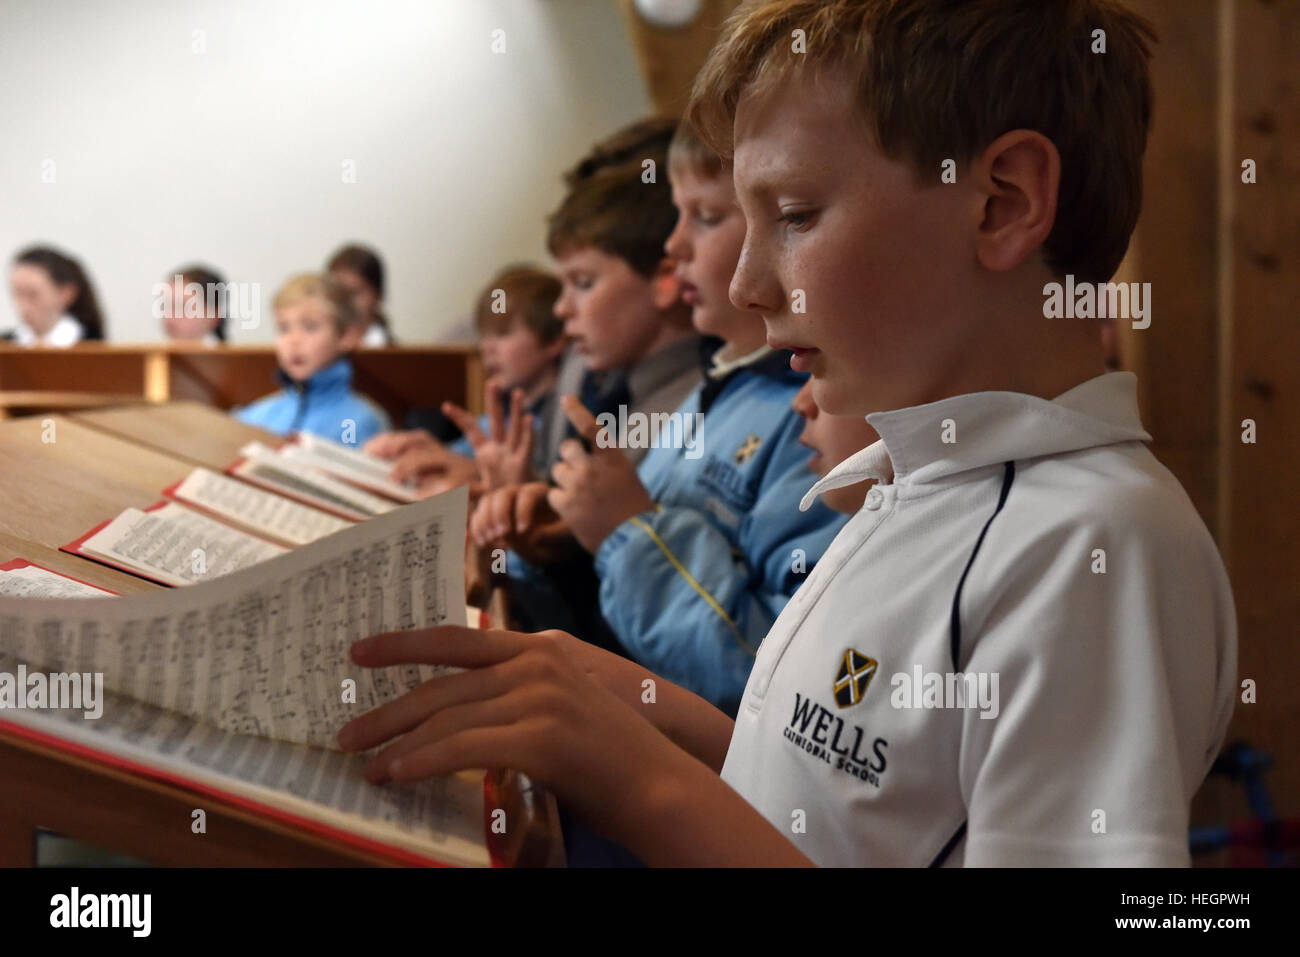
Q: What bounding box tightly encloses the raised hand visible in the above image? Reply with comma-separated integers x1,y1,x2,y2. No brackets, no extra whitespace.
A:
548,395,655,553
442,382,536,491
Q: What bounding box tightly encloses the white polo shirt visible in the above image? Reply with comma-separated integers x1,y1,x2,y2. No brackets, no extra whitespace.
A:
721,372,1236,866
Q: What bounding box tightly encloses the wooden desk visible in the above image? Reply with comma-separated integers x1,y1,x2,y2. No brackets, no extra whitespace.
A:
0,731,406,866
0,402,557,866
0,391,148,420
0,342,484,424
0,415,201,550
71,401,280,471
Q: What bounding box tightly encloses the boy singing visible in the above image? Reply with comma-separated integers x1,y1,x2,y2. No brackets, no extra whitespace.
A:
340,0,1236,867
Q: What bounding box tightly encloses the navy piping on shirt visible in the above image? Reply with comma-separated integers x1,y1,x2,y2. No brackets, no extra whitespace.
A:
928,460,1016,869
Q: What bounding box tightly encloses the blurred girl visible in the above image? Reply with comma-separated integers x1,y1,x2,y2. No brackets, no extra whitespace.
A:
6,246,105,345
327,244,393,346
161,265,227,344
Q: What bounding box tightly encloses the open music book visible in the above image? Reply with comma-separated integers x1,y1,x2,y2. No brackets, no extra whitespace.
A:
1,486,519,867
228,442,398,521
62,500,290,587
0,559,117,598
165,467,353,547
286,432,421,503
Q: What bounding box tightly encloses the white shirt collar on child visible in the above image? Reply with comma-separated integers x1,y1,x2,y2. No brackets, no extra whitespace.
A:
801,371,1151,510
14,314,83,347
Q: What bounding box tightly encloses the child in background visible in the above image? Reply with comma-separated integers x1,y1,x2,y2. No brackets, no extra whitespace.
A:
471,122,846,714
160,265,227,344
341,0,1236,868
790,380,878,514
365,265,567,493
366,118,700,498
327,244,393,347
234,273,391,445
5,246,106,345
471,123,705,645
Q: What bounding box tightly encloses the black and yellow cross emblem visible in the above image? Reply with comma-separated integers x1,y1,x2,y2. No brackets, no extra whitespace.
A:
734,434,762,464
833,650,878,708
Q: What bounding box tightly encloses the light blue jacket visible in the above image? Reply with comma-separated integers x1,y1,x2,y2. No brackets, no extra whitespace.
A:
593,350,846,713
234,358,391,446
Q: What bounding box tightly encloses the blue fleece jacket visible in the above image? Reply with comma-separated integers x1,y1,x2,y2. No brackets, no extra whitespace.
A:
234,358,391,446
592,349,846,713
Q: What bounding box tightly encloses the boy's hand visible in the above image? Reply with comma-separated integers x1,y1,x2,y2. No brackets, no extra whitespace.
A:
364,429,440,460
469,482,579,566
442,384,535,491
337,626,681,842
549,396,654,553
390,445,478,498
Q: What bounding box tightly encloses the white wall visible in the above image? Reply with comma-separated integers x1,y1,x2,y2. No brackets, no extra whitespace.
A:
0,0,651,342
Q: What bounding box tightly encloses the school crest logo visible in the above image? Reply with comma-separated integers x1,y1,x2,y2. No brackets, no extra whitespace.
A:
734,434,762,464
833,650,878,708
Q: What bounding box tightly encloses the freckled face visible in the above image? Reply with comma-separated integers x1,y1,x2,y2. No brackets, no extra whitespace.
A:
730,71,976,416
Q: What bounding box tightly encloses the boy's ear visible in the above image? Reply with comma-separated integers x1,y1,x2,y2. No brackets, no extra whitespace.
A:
971,129,1060,274
651,258,682,310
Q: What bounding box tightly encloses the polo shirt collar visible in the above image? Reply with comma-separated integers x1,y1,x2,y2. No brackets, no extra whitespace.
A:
800,372,1151,510
708,343,774,380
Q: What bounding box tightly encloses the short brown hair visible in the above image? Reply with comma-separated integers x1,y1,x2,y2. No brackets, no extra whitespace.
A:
273,273,356,335
474,265,564,344
547,124,679,278
564,116,678,188
668,120,726,182
688,0,1157,283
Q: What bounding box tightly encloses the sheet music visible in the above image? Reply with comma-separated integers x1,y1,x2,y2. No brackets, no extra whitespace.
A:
238,442,397,516
0,679,490,866
2,486,467,750
294,432,414,486
280,444,420,503
172,468,352,546
230,460,370,520
0,564,114,598
78,502,288,587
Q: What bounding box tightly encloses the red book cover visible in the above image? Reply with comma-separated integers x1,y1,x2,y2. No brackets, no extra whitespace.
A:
0,558,119,595
58,500,179,588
